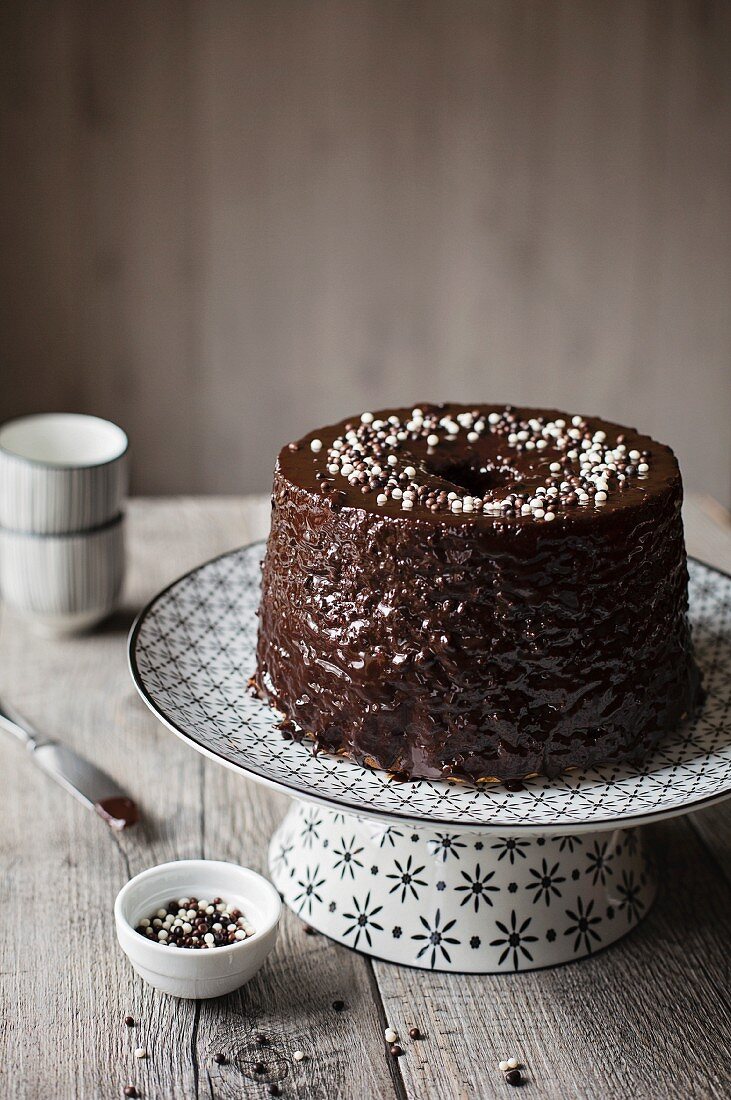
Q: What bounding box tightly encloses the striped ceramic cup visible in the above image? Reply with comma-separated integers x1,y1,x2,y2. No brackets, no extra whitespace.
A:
0,413,128,534
0,514,125,634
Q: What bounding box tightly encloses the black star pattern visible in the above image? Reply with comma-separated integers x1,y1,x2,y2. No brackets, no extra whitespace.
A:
564,898,602,954
526,859,566,905
386,856,428,902
585,840,614,886
490,911,539,970
412,909,460,968
491,838,530,864
293,865,326,916
332,835,365,879
455,864,499,912
342,892,384,949
615,870,646,923
427,833,467,861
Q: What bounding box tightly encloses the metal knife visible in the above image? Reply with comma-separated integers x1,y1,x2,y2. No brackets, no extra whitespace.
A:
0,697,139,829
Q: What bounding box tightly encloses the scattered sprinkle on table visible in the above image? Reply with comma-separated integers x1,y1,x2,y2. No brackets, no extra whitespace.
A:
213,1052,227,1065
269,1086,281,1097
124,1016,135,1028
332,999,345,1011
505,1068,523,1086
389,1044,404,1058
123,1088,138,1098
408,1027,422,1040
254,1060,266,1074
384,1027,398,1043
293,1050,305,1062
255,1033,269,1046
134,896,254,948
134,1048,147,1060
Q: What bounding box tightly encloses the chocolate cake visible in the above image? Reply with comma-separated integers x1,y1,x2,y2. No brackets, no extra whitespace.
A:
254,404,701,784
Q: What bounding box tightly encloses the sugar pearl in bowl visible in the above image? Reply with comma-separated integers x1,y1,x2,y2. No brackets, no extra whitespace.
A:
115,860,281,999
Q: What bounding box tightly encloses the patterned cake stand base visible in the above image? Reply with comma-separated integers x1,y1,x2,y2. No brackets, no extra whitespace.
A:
129,545,731,975
269,803,654,973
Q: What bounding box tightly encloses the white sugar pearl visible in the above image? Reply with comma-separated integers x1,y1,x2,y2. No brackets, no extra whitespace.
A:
629,449,641,461
463,496,473,508
451,500,463,512
549,462,562,473
572,415,583,426
402,499,414,510
638,462,649,474
499,1061,510,1072
153,919,162,928
507,1057,519,1070
204,933,215,945
544,512,555,521
360,412,374,424
182,922,193,933
387,455,398,466
178,898,189,908
467,431,479,443
391,488,403,499
328,464,338,474
533,508,545,519
463,502,474,513
157,929,168,940
376,494,387,505
341,463,354,476
593,430,606,443
595,491,607,502
310,439,322,453
156,909,167,918
139,919,150,928
384,1028,399,1043
187,909,196,920
536,439,547,449
524,440,535,450
427,434,439,447
521,504,531,515
293,1050,305,1062
135,1047,147,1060
234,929,247,940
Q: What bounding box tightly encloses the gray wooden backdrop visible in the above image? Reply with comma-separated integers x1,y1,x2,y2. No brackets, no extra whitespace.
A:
2,0,730,502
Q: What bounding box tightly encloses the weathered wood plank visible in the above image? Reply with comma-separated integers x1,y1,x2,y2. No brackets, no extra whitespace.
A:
0,498,394,1100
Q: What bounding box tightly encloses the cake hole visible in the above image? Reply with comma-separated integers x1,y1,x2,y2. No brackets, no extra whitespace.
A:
431,459,515,497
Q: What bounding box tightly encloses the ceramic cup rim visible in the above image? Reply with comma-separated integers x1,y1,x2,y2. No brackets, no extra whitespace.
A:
114,859,282,964
0,511,125,541
0,413,129,471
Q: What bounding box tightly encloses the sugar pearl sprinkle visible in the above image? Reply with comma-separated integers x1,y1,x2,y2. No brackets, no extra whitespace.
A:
303,406,652,522
135,896,255,949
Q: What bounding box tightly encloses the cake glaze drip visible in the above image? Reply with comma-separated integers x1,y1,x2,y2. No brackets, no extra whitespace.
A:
254,404,702,784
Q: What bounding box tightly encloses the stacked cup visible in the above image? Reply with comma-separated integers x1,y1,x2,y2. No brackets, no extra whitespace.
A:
0,413,128,633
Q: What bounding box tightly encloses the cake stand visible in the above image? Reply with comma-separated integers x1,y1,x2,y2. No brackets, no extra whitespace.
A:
129,545,731,973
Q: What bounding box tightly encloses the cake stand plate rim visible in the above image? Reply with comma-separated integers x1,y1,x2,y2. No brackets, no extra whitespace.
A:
128,543,731,834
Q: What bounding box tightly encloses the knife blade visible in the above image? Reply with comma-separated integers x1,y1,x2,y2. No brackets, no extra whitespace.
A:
0,698,139,829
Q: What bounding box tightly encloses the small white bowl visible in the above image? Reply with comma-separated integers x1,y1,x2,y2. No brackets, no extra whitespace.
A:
114,860,281,1000
0,513,125,634
0,412,128,534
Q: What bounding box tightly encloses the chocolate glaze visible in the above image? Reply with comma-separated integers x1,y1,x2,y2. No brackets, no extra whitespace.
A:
254,404,702,783
94,796,139,829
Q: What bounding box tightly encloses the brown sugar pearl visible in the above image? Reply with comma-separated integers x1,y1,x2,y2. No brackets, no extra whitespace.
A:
408,1027,422,1040
124,1016,135,1028
213,1053,227,1065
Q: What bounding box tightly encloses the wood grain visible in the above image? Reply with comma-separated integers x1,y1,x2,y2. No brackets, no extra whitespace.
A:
1,1,730,504
1,494,731,1099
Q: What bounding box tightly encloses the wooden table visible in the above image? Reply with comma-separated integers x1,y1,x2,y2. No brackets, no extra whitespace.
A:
3,495,731,1100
